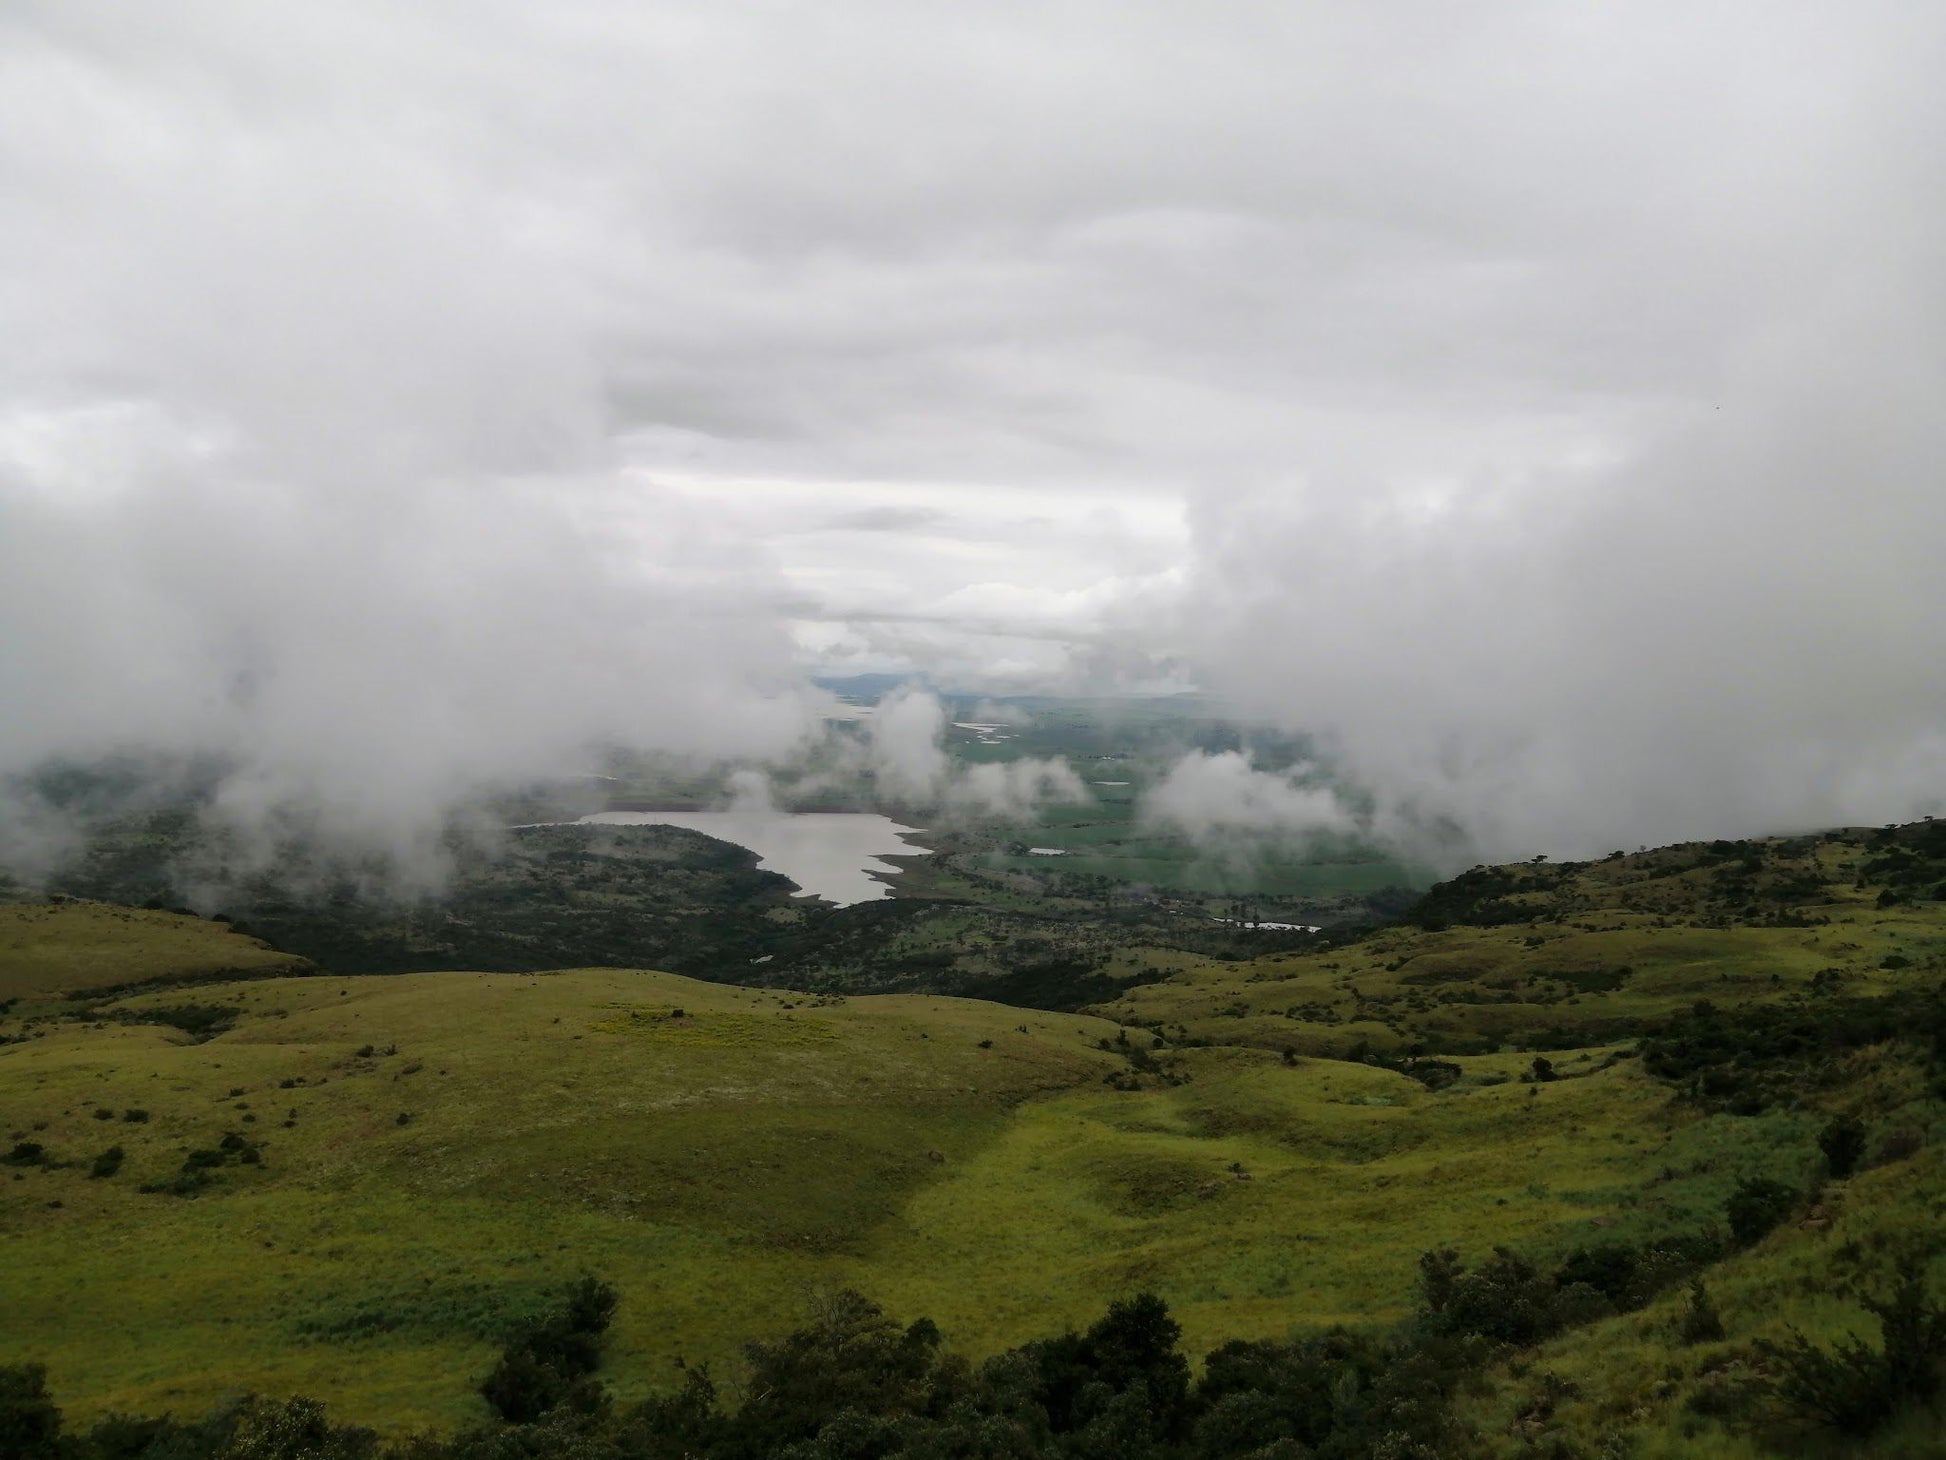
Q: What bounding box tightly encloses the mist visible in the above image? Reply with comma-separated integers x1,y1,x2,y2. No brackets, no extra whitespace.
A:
1158,4,1946,863
1143,752,1352,845
4,1,1941,876
864,688,1090,817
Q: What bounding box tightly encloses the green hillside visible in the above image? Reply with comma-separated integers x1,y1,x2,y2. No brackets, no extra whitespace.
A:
2,820,1943,1455
0,901,312,1000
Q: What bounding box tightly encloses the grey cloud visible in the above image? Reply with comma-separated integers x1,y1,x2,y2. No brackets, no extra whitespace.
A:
812,506,952,535
2,0,1939,871
866,688,1089,815
1143,752,1354,844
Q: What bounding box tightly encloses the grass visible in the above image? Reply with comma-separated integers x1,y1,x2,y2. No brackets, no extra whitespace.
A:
1453,1131,1946,1457
1096,876,1946,1058
3,820,1943,1450
0,962,1741,1435
0,901,309,1001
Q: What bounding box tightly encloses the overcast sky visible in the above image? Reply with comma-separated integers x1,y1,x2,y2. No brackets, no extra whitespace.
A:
2,1,1942,859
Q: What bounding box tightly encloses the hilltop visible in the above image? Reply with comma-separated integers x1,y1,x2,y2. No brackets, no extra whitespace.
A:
0,900,312,1000
1100,821,1946,1057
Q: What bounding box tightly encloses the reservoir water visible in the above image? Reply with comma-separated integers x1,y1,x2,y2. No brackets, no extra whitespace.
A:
574,811,930,906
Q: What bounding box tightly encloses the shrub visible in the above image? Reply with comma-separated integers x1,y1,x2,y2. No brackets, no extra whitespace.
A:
1195,1330,1383,1453
140,1169,213,1198
1014,1290,1192,1442
130,1005,237,1041
121,1109,148,1123
4,1141,45,1167
80,1412,190,1457
0,1364,61,1459
1397,1058,1462,1091
726,1288,950,1452
1419,1247,1570,1347
479,1348,574,1425
89,1146,125,1180
1818,1113,1868,1178
1758,1274,1946,1436
217,1396,377,1459
1678,1279,1726,1344
479,1277,620,1423
1725,1177,1797,1247
1554,1245,1639,1308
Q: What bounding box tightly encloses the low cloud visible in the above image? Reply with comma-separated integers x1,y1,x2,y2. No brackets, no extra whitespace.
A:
865,688,953,803
0,413,823,886
949,759,1091,819
5,1,1938,879
866,687,1088,818
1142,751,1354,844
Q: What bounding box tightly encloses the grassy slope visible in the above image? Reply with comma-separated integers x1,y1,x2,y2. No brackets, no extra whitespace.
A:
2,822,1942,1451
1463,1126,1946,1458
0,901,311,1000
2,965,1800,1437
1074,827,1946,1457
1097,834,1945,1057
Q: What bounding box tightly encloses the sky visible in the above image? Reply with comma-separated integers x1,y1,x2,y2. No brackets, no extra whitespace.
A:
2,0,1942,863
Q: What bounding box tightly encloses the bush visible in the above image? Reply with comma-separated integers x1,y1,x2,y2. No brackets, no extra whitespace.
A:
1678,1279,1726,1344
1194,1329,1383,1454
216,1396,377,1459
479,1277,620,1423
0,1364,61,1459
79,1411,191,1458
1554,1245,1639,1308
1725,1177,1797,1247
1818,1113,1868,1178
1419,1247,1572,1347
89,1146,125,1180
726,1288,951,1453
478,1348,575,1426
4,1141,46,1167
1758,1274,1946,1436
139,1169,212,1198
129,1005,237,1041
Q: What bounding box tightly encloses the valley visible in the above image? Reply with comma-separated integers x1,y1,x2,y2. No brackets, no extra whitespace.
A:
3,819,1942,1455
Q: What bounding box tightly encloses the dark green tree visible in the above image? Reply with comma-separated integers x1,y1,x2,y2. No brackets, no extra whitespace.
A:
1818,1113,1868,1179
1725,1177,1797,1247
1678,1279,1726,1345
0,1364,62,1460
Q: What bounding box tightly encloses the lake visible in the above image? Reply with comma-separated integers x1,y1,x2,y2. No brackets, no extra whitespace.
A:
574,810,931,906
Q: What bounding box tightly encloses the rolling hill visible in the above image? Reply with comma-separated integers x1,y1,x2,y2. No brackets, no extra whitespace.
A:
1,820,1942,1455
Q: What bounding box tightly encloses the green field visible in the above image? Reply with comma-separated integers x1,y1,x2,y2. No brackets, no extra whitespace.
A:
0,901,311,999
1,964,1715,1431
939,701,1431,903
3,822,1944,1454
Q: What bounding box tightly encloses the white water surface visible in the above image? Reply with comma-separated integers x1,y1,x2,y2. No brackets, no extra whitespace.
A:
574,810,930,905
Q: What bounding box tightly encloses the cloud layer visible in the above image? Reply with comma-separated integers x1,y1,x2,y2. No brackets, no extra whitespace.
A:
2,1,1941,865
864,689,1090,817
1143,752,1353,844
